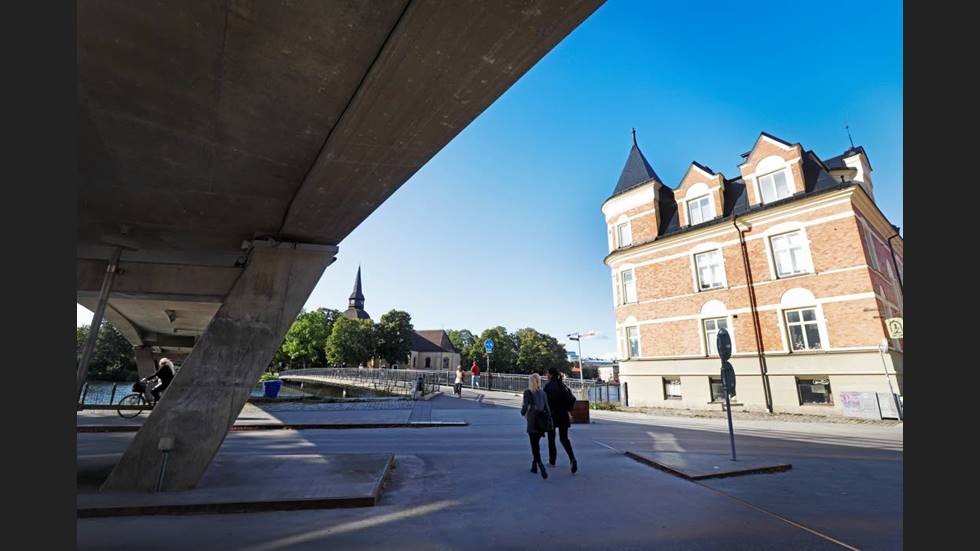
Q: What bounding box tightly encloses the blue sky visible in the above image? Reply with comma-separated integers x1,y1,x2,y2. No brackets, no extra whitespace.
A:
78,0,903,358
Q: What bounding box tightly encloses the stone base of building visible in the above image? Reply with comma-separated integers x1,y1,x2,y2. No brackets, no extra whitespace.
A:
619,349,902,418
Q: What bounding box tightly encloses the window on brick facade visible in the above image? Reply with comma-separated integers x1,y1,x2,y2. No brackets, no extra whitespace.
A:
703,318,729,355
785,308,822,350
770,231,811,277
709,376,730,402
621,269,637,304
616,222,632,248
863,226,881,271
626,326,640,358
687,195,713,225
796,377,832,405
695,250,726,290
758,169,793,203
663,378,682,399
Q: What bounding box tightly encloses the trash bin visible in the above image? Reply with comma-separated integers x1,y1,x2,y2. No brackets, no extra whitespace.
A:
263,379,282,398
571,400,590,424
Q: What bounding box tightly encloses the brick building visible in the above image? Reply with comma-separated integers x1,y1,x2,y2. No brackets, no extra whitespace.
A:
602,131,903,416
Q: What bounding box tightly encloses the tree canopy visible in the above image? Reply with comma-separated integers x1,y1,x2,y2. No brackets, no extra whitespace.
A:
280,308,339,368
76,322,138,381
325,317,374,367
514,327,570,375
374,310,414,366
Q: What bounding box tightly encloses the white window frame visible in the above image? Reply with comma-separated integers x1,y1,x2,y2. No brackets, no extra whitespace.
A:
626,326,641,358
784,307,823,351
709,376,731,402
862,225,880,271
616,221,632,249
769,230,813,278
796,377,833,405
663,378,682,400
621,269,637,304
686,195,713,225
757,169,794,203
702,317,731,356
694,249,726,291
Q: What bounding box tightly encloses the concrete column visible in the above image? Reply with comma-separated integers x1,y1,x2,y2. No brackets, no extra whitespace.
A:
134,347,157,380
102,243,335,491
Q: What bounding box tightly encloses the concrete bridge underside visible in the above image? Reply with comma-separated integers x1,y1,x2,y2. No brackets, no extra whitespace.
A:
78,0,603,490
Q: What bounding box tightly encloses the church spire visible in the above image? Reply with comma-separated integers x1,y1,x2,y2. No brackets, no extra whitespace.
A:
349,265,364,308
343,266,371,320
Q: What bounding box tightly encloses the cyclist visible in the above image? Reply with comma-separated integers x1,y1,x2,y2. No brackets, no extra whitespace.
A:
141,357,176,402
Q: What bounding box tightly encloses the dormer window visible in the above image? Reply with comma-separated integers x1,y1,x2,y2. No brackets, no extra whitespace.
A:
616,221,632,248
687,195,713,225
758,169,793,203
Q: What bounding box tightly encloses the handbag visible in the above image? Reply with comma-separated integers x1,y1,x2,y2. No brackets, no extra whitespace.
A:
529,391,555,433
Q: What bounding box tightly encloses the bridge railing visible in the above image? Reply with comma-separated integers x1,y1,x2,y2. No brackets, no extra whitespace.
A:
279,368,621,404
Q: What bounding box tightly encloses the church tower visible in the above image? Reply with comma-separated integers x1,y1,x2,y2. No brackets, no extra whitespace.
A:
342,266,371,320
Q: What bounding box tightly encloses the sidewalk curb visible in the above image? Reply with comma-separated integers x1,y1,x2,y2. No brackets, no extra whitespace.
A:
78,456,395,518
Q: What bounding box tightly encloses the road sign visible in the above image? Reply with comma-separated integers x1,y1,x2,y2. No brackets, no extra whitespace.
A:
721,361,736,397
716,328,732,361
885,318,903,339
484,339,494,353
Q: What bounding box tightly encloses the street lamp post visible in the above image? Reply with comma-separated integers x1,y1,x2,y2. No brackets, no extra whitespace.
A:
568,331,595,399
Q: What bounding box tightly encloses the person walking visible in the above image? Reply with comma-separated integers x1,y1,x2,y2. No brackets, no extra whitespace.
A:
544,367,578,474
454,365,465,397
521,373,553,480
470,361,481,389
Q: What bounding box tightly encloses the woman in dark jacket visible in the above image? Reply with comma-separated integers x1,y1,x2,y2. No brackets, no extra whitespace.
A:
521,373,551,479
544,367,578,473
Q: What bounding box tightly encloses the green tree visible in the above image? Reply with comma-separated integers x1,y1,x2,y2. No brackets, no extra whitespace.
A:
281,308,339,368
374,310,414,366
514,327,570,375
325,317,374,367
475,326,518,373
76,322,138,381
446,329,476,358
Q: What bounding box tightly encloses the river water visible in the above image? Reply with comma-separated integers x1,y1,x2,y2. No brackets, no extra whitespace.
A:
78,379,389,406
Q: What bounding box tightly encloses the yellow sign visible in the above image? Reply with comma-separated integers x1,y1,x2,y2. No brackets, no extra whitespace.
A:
886,318,903,339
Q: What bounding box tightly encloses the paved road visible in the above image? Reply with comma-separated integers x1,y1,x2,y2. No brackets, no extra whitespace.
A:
78,389,902,550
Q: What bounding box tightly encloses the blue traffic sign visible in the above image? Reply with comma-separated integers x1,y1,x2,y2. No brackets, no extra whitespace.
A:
484,339,494,353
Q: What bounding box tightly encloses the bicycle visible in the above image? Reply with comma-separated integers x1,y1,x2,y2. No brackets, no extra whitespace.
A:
116,380,157,419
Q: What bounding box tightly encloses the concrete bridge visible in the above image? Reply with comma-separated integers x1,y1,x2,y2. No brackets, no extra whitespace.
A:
77,0,604,491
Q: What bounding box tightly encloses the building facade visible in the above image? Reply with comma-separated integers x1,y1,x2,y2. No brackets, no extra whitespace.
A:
602,132,903,416
408,330,461,371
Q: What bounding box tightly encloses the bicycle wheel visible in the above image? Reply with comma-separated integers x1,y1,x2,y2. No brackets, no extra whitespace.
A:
117,393,146,419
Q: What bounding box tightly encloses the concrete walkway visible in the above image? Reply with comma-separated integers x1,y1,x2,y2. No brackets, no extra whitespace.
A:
78,388,901,550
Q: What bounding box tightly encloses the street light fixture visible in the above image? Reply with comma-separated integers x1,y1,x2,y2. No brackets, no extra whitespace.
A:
567,331,596,399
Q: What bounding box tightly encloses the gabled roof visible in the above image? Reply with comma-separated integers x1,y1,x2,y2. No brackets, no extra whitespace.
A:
739,131,798,160
411,330,458,354
610,142,661,199
606,134,878,257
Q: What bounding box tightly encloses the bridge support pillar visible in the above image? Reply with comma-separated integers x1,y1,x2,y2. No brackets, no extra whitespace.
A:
134,347,157,380
102,242,336,491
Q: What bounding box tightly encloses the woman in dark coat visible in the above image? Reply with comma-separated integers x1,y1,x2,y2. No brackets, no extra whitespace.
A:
521,373,551,479
544,367,578,473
